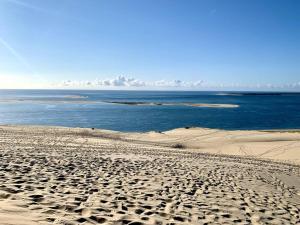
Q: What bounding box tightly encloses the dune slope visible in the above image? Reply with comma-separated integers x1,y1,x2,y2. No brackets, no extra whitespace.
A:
0,126,299,225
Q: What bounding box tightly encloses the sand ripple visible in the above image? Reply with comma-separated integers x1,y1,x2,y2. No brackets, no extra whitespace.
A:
0,126,299,224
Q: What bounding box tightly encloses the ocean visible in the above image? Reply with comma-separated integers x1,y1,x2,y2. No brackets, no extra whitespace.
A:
0,89,300,132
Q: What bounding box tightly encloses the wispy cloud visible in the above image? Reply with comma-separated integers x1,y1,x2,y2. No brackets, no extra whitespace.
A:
2,0,87,23
0,36,34,73
200,81,300,90
2,0,50,13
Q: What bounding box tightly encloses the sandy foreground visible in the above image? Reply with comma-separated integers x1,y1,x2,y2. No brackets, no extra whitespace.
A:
0,125,300,225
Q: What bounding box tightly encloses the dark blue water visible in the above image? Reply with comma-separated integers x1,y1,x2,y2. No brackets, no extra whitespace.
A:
0,90,300,131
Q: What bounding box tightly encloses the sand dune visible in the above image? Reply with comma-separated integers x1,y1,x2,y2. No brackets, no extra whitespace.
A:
122,127,300,164
0,125,300,224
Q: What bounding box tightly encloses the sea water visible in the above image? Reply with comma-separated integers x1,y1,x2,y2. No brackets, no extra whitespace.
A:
0,89,299,131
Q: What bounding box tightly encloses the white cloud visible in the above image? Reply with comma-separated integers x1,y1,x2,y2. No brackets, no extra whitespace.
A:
54,76,300,90
55,76,204,89
202,82,300,90
150,79,203,87
96,76,145,87
3,74,295,90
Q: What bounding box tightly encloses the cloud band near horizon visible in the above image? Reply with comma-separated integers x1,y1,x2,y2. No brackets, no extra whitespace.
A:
57,76,204,88
54,75,300,90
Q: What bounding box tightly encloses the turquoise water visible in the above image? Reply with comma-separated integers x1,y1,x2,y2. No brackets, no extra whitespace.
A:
0,90,300,131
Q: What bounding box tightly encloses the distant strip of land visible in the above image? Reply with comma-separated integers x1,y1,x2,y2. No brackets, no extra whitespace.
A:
105,101,239,108
0,99,239,108
218,92,300,96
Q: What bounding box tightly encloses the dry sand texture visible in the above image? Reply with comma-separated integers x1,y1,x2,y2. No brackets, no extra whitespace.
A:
0,125,300,225
124,127,300,165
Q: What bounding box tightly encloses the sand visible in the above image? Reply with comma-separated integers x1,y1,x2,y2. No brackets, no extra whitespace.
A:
0,125,300,225
105,101,239,108
0,100,238,108
124,127,300,165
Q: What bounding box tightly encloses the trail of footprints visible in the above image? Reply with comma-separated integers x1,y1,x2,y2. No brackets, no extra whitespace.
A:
0,128,300,224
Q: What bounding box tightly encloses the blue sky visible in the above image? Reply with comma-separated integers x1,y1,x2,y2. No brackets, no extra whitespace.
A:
0,0,299,90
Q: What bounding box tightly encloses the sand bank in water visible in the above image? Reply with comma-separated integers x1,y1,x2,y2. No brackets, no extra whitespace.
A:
0,125,299,225
105,101,239,108
0,99,238,108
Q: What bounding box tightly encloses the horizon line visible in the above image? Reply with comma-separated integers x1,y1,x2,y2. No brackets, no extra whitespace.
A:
1,88,300,93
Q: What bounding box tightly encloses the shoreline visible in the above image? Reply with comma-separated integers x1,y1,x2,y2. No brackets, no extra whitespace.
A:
3,123,300,132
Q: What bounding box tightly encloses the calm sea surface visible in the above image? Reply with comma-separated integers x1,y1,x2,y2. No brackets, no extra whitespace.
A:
0,90,300,132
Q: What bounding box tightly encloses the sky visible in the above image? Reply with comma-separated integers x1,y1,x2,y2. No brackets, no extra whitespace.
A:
0,0,299,90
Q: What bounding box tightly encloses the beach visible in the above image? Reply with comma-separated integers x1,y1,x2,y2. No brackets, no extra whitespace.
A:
1,0,299,223
0,125,300,224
